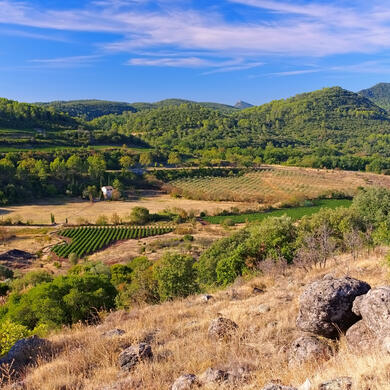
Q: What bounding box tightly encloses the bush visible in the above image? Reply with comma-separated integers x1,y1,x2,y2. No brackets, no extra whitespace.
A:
0,265,13,280
68,253,79,266
116,257,158,307
3,273,117,329
11,270,53,292
0,320,30,356
352,188,390,234
154,253,199,301
95,215,109,226
129,207,150,225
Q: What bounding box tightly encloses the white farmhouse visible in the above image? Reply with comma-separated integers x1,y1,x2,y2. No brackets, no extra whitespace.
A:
101,186,114,200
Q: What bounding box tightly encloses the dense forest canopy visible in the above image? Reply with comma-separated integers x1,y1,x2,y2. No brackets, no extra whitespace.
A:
0,98,80,130
90,87,390,155
36,100,137,121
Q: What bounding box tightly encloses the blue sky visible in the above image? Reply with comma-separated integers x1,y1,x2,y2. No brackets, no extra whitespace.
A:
1,0,390,105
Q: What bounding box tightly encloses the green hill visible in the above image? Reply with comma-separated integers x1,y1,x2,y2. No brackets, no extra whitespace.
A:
0,98,79,130
36,100,137,121
38,98,238,121
91,87,390,153
358,83,390,112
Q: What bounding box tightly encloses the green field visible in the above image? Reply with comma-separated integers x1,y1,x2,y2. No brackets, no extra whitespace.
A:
52,225,173,258
204,198,352,224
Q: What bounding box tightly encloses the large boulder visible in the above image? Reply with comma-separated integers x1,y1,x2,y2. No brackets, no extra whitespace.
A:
118,343,152,371
0,336,50,370
208,317,238,341
296,276,370,338
345,320,375,351
288,335,332,365
352,286,390,339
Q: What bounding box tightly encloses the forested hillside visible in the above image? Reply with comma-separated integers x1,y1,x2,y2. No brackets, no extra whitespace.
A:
36,100,137,121
359,82,390,111
0,98,79,130
91,87,390,155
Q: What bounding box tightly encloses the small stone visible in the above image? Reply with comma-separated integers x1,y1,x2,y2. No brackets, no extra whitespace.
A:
201,294,213,303
102,328,125,338
199,368,229,384
258,304,271,313
208,317,238,341
171,374,199,390
318,377,353,390
288,335,332,365
253,287,265,294
118,343,152,371
261,383,297,390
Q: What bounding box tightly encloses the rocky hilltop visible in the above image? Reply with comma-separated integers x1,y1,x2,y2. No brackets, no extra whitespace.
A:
1,251,390,389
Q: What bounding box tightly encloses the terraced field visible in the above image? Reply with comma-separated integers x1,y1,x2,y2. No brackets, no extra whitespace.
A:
52,225,173,259
168,166,390,203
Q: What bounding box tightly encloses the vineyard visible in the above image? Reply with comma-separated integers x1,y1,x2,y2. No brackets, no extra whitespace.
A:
52,226,173,259
167,167,390,203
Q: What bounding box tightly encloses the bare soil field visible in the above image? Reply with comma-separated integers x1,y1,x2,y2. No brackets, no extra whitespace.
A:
0,191,253,225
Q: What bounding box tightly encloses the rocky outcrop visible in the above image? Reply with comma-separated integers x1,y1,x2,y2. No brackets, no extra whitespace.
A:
118,343,152,371
171,374,199,390
208,317,238,341
0,336,50,370
288,335,332,365
296,276,370,338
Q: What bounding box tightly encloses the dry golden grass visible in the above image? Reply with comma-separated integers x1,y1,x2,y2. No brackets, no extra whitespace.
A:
4,249,390,390
0,192,256,225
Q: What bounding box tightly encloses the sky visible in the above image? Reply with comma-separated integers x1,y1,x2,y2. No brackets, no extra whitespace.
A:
1,0,390,105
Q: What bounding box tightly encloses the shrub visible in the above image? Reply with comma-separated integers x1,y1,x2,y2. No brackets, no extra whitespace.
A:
11,270,53,293
95,215,108,226
116,257,158,307
3,274,117,329
129,207,150,225
0,265,13,281
68,253,79,266
154,253,199,301
0,320,30,356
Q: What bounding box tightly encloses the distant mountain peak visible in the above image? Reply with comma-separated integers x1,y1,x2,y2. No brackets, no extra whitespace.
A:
234,100,253,109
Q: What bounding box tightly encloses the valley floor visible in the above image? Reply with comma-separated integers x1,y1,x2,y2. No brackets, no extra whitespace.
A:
5,249,390,389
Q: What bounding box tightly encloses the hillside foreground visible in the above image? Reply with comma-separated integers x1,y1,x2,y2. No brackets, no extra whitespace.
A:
2,249,390,389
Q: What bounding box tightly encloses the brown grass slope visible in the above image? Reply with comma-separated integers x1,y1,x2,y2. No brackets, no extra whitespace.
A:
3,251,390,390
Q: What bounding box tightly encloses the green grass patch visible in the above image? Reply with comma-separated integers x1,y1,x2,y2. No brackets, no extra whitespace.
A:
204,198,352,224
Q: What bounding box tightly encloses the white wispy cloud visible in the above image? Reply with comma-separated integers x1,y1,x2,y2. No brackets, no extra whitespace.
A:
29,55,101,68
2,0,390,72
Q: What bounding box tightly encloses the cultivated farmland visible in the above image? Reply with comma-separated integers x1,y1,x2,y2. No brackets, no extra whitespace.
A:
167,166,390,203
52,225,173,258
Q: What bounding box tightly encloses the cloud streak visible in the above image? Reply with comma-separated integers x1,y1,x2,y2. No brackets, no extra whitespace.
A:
2,1,390,72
